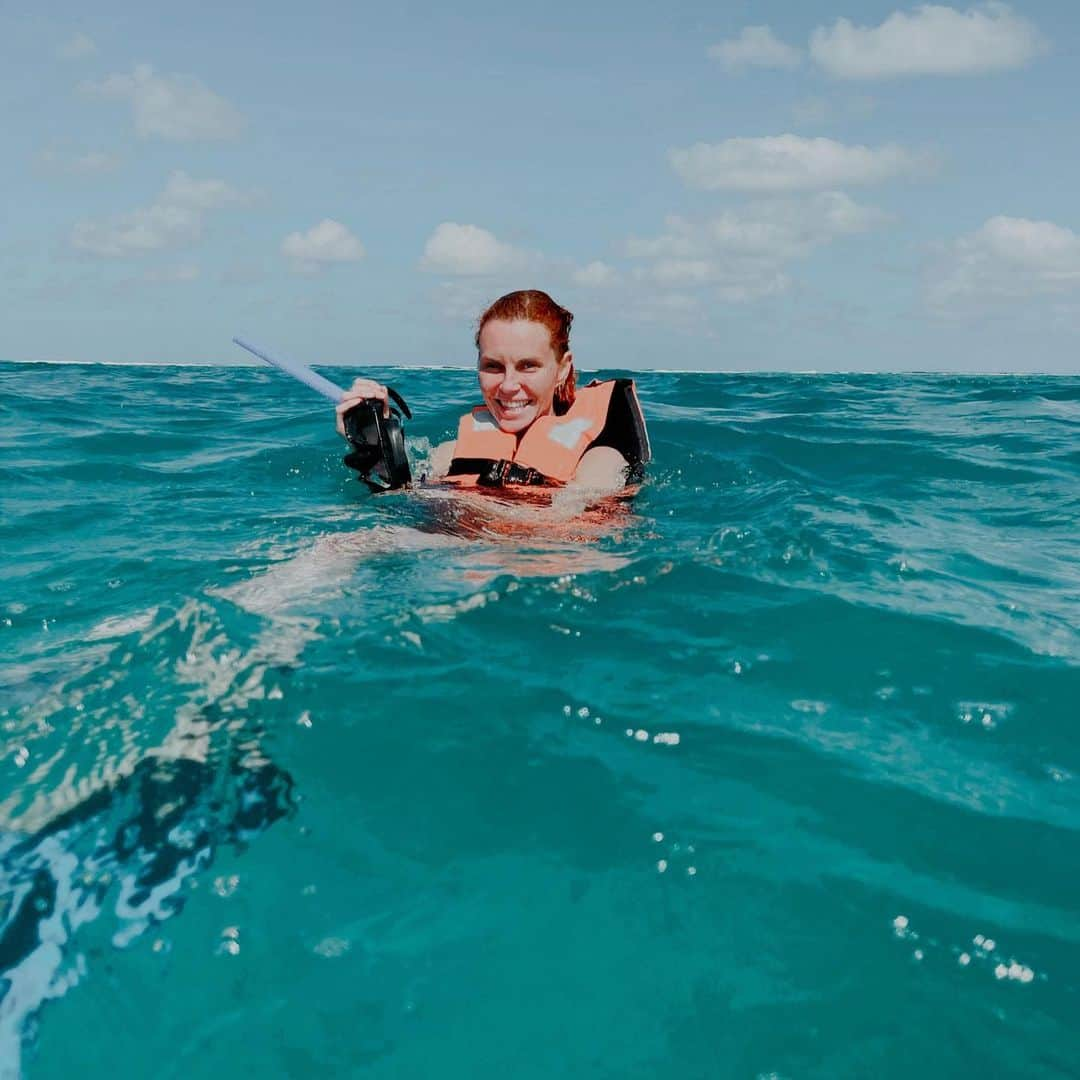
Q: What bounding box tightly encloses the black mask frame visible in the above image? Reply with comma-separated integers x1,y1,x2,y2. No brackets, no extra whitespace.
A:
342,387,413,492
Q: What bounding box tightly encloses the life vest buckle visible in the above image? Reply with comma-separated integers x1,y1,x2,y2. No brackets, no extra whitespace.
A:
476,460,546,487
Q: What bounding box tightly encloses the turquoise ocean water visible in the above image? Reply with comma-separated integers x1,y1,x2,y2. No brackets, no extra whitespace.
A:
2,362,1079,1078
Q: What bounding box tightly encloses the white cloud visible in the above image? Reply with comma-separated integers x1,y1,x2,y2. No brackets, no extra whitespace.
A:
669,134,932,191
162,171,244,209
142,263,200,284
715,276,790,304
79,64,244,141
71,171,245,257
572,260,618,287
58,33,96,60
420,222,529,276
707,25,802,71
620,289,706,329
791,98,830,126
928,216,1080,309
37,148,120,175
810,3,1046,80
652,292,700,313
431,280,505,322
627,192,887,303
281,219,365,271
72,206,200,257
790,95,877,126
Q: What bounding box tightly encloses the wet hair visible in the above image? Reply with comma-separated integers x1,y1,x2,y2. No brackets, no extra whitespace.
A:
475,290,576,411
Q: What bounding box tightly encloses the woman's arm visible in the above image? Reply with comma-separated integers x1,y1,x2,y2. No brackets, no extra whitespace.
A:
546,447,630,516
567,446,630,493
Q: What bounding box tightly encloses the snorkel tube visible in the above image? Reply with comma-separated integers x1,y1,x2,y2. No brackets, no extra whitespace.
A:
232,337,412,492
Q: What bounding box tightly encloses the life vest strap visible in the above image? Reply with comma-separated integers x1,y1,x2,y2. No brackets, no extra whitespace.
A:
445,458,547,486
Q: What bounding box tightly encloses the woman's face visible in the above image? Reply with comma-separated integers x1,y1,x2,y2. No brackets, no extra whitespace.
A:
477,319,571,435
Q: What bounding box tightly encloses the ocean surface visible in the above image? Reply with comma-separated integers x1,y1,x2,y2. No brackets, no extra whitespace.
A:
2,361,1079,1079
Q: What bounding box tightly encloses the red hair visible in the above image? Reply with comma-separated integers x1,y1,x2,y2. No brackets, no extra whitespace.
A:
475,290,576,411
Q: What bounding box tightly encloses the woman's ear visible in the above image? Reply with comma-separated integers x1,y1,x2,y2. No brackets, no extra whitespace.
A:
554,352,576,411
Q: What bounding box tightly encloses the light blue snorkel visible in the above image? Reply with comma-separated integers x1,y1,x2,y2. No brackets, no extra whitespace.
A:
232,337,413,491
232,337,346,403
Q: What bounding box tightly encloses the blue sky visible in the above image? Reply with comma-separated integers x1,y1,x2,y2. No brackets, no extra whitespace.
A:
4,1,1079,371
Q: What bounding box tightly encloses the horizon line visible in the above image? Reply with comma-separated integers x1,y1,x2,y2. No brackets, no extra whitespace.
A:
2,358,1078,377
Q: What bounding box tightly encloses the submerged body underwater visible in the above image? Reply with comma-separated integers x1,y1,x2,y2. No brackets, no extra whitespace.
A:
2,362,1079,1078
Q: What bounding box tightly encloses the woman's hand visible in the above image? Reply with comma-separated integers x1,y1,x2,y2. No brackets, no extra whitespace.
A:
335,378,390,438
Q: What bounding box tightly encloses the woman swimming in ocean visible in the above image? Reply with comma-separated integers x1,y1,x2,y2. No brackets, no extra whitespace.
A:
333,290,649,494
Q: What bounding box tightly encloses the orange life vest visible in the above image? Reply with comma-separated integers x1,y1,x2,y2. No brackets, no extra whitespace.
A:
444,379,649,487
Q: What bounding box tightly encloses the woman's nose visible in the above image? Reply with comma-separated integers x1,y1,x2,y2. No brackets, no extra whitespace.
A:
500,370,521,392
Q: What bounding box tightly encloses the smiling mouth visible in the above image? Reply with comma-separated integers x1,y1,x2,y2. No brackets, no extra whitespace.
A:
497,399,532,413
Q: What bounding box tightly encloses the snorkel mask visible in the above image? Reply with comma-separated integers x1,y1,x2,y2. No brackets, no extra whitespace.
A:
230,338,414,494
342,387,413,492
